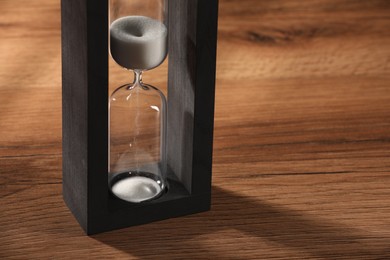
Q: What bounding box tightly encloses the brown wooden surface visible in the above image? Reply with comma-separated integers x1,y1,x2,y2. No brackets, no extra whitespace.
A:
1,0,390,259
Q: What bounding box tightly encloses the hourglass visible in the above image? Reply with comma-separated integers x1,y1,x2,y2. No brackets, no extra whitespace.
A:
109,1,168,203
62,0,218,234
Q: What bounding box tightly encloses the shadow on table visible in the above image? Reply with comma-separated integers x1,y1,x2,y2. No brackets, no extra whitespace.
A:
93,186,384,259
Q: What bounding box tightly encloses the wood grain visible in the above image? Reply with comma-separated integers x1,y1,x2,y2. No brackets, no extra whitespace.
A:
1,0,390,258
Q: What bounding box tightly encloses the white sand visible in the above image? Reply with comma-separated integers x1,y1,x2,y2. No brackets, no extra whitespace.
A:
111,176,162,203
110,16,168,70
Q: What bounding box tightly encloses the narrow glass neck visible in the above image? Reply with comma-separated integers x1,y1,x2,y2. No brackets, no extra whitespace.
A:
133,70,143,85
126,69,144,90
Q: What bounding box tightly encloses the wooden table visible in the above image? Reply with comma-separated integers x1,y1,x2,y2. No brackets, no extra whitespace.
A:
1,0,389,259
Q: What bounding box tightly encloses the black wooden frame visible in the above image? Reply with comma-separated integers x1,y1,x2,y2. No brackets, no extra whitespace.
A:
62,0,218,235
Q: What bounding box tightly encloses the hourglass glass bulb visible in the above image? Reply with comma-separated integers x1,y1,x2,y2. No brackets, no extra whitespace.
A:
109,11,168,203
